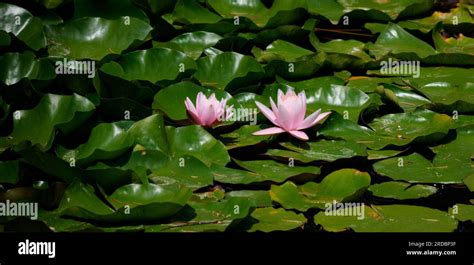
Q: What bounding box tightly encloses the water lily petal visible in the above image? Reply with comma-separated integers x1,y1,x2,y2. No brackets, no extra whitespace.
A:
201,104,217,126
277,103,295,131
269,97,281,127
255,101,277,124
298,109,322,130
252,127,285,136
309,111,331,127
289,130,309,141
184,97,197,115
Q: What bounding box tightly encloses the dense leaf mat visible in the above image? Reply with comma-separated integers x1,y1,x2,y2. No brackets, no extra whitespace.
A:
0,0,473,232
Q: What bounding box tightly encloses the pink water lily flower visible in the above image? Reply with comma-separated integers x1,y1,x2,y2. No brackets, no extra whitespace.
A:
184,92,233,127
253,89,331,140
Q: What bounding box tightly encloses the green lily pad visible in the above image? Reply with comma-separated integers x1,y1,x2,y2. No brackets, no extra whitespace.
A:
101,48,196,84
315,204,458,232
369,182,437,200
320,110,452,150
154,31,223,60
254,41,325,79
73,0,149,21
373,146,472,184
123,149,213,190
39,210,98,232
193,52,264,90
211,164,270,185
0,3,46,50
0,52,55,85
18,146,81,182
168,0,222,25
254,40,314,62
464,174,474,192
376,83,431,112
0,93,95,151
220,125,271,150
127,114,168,153
366,149,405,160
146,197,252,232
266,140,367,162
367,23,436,59
451,115,474,130
46,17,152,60
337,0,434,21
433,23,474,55
57,122,134,166
402,67,474,107
234,159,320,183
397,6,474,33
310,36,372,68
449,204,474,222
247,207,306,232
207,0,269,27
190,189,226,203
270,169,371,211
106,183,192,221
225,190,272,208
166,125,230,167
57,181,191,222
346,76,393,93
368,109,453,146
56,181,116,218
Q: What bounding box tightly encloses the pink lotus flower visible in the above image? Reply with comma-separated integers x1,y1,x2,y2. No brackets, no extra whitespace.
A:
253,89,331,140
184,92,233,127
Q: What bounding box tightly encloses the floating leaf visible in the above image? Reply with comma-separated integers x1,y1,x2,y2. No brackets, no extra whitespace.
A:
270,169,370,211
247,207,306,232
0,52,55,85
464,174,474,192
123,149,213,190
166,125,230,166
397,6,474,33
367,23,436,59
376,83,431,112
0,3,46,50
146,197,252,232
73,0,148,21
234,159,320,184
449,204,474,222
266,140,367,162
168,0,222,25
220,125,271,150
211,164,270,185
254,41,325,79
101,48,196,83
193,52,264,90
57,181,192,222
107,183,192,221
0,94,95,151
225,190,272,208
369,182,437,200
154,31,223,60
207,0,269,27
57,122,134,166
46,17,152,60
315,204,458,232
338,0,434,21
